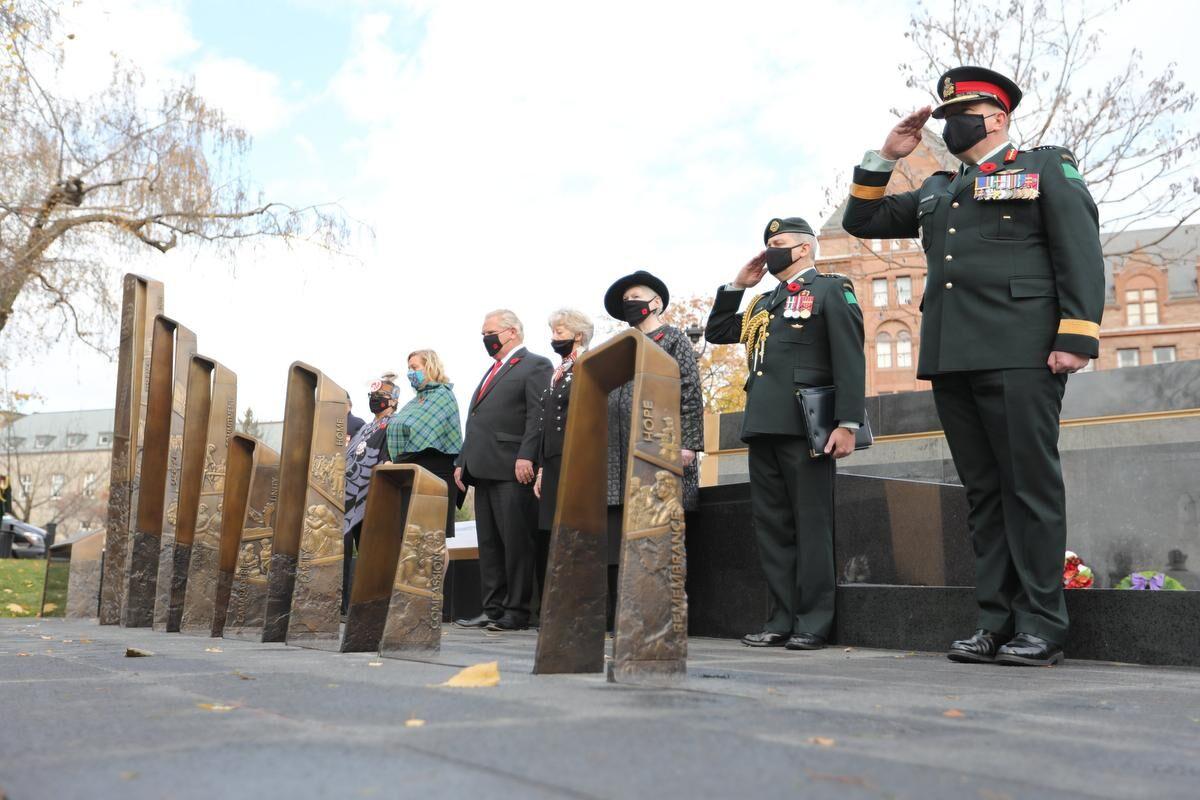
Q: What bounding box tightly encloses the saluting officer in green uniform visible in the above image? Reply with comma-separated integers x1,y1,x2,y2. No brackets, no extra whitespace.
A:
842,67,1105,666
706,217,866,651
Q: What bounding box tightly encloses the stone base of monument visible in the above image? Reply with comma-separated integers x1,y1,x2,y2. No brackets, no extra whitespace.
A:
686,478,1200,668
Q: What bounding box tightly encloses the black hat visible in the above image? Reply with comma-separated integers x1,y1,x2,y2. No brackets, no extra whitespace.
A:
604,270,670,320
763,216,814,244
931,66,1022,119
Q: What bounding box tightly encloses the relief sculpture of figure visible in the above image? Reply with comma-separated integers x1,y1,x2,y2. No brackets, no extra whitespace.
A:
302,504,341,559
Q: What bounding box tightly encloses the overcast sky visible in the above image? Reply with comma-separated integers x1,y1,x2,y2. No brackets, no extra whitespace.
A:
4,0,1197,421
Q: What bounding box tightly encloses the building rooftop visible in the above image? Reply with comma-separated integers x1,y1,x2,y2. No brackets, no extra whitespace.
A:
0,409,115,455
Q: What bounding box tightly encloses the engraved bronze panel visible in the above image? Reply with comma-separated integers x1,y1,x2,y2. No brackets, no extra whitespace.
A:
339,464,448,656
123,316,196,627
222,436,280,641
152,317,198,630
65,530,106,619
272,363,347,649
179,360,237,636
39,540,72,617
534,329,688,684
99,274,164,624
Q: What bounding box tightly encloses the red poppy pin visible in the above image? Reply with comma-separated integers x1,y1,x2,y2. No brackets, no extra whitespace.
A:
787,281,802,293
979,162,998,174
510,357,521,365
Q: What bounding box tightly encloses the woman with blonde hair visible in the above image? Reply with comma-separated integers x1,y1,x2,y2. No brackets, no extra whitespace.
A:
532,307,594,602
388,349,463,539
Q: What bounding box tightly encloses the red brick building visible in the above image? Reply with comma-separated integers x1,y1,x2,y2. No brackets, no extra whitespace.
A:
819,132,1200,394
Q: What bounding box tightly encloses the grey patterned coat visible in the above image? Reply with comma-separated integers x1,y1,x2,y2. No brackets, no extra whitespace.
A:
606,324,704,511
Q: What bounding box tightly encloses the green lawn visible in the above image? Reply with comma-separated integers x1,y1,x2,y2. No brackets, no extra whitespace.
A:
0,558,48,617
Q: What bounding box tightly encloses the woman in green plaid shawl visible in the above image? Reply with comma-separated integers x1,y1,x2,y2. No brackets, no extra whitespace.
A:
388,349,464,538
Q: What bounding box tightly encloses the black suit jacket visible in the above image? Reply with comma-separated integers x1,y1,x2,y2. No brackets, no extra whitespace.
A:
536,363,573,463
456,346,554,483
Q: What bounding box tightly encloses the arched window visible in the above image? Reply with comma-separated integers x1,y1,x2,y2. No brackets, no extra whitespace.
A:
1125,281,1159,326
876,332,893,369
896,331,913,368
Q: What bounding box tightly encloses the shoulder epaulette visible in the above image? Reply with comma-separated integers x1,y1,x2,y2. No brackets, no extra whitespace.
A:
817,272,847,279
1027,144,1078,167
931,170,954,178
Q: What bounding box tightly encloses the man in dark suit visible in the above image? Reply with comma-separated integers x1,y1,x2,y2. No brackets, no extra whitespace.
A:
841,67,1105,666
454,309,553,631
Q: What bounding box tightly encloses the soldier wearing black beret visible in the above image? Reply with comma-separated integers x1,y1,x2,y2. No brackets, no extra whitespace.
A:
705,217,866,651
842,66,1105,666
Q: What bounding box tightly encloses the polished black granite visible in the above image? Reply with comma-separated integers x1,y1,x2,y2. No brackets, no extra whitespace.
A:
716,359,1200,443
836,585,1200,667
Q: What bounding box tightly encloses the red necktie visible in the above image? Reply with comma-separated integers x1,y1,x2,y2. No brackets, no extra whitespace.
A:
477,359,503,399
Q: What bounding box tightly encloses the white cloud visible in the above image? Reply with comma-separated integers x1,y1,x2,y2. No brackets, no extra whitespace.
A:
193,56,293,135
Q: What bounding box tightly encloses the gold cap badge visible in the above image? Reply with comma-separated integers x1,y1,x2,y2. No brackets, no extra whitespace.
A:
768,219,780,233
942,77,955,100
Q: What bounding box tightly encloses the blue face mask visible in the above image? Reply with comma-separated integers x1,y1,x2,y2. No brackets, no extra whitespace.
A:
407,370,425,390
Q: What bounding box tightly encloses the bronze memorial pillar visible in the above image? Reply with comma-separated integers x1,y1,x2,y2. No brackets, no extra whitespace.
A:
222,436,281,641
63,531,106,619
158,355,230,632
122,315,196,627
99,274,164,625
339,464,448,655
266,363,347,648
178,360,238,636
152,317,200,630
534,329,688,684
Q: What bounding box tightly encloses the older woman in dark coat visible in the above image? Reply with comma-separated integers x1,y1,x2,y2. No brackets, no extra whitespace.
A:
532,308,594,605
604,270,704,625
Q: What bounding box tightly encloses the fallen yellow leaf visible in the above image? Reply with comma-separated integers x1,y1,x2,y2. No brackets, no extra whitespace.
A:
204,647,223,653
40,635,53,640
42,603,58,612
2,588,11,593
5,603,27,614
16,651,31,657
125,647,153,657
405,718,426,728
368,661,383,667
196,702,236,712
440,661,500,688
943,709,965,718
808,736,837,747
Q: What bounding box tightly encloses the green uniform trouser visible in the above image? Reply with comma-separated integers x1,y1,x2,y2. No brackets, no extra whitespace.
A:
931,369,1069,644
747,435,836,639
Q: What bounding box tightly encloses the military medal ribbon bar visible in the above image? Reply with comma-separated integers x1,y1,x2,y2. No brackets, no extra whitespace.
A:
974,172,1040,201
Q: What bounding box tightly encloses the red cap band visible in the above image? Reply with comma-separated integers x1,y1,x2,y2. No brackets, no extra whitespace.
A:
954,81,1011,112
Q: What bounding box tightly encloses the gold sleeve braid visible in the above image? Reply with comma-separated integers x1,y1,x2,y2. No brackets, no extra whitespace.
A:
739,294,771,372
738,294,768,344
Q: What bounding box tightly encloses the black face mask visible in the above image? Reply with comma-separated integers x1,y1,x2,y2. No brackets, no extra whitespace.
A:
942,112,990,155
483,332,504,356
367,394,391,414
551,337,575,357
622,299,655,326
765,245,798,275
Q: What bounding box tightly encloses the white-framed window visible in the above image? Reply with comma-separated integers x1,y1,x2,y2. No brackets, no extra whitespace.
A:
897,331,913,368
890,239,900,251
872,278,888,307
66,433,87,448
1153,346,1177,364
1117,348,1141,368
876,333,893,369
83,472,97,498
4,436,24,450
97,432,113,446
870,239,882,252
896,276,913,305
50,473,65,499
34,435,54,450
18,474,31,497
1125,287,1159,326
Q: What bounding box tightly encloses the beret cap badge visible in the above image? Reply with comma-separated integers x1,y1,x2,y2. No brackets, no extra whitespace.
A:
768,219,781,233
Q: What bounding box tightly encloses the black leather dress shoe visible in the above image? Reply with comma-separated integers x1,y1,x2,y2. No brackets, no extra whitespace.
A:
785,633,826,650
454,613,496,628
947,629,1004,663
486,616,529,632
741,631,789,647
995,633,1064,666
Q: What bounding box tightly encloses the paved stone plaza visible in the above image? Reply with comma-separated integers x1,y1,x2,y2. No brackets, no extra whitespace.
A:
2,619,1198,799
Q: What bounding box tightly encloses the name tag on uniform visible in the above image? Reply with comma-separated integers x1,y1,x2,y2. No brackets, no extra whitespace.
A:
974,172,1039,201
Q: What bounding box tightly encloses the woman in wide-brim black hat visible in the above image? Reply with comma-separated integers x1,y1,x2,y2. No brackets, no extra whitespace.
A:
601,269,704,627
